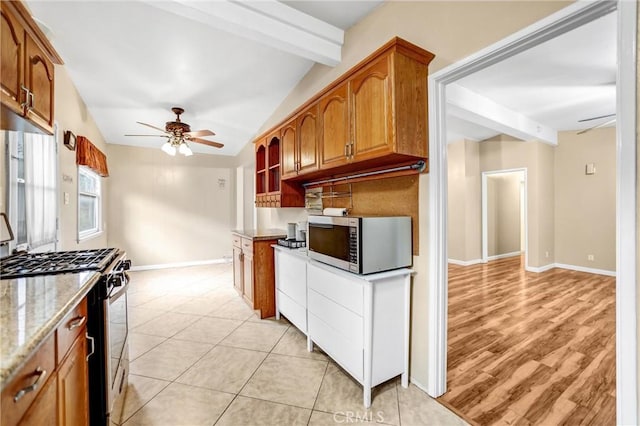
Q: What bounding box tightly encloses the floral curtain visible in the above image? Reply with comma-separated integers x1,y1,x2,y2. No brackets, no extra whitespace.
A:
76,136,109,177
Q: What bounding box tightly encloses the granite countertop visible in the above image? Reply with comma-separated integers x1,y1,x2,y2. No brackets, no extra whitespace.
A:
0,271,101,390
232,228,287,241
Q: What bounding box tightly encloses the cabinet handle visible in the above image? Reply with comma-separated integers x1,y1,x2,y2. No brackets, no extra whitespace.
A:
344,144,349,157
67,315,86,330
20,85,30,109
28,91,35,109
349,142,354,158
86,333,95,361
13,367,46,402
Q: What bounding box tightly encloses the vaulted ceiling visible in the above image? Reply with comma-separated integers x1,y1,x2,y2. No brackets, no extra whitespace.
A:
26,1,616,155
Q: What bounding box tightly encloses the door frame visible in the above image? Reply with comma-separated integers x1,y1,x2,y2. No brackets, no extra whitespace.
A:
427,1,637,423
481,168,527,266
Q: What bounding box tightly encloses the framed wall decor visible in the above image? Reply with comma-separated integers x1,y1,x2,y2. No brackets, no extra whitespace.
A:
64,131,76,151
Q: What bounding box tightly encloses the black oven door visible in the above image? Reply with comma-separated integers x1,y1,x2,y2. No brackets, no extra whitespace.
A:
105,277,129,419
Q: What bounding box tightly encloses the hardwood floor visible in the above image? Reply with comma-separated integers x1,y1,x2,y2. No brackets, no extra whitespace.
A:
439,256,616,426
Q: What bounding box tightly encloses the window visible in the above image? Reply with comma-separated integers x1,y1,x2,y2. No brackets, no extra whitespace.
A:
78,166,101,240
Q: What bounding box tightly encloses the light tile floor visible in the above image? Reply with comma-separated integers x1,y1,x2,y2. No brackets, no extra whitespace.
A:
117,263,467,426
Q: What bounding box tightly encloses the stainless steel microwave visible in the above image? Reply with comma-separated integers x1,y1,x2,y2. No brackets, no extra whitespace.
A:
307,215,412,274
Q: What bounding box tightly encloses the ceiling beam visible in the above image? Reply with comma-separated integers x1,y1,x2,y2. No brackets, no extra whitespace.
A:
143,0,344,66
447,83,558,145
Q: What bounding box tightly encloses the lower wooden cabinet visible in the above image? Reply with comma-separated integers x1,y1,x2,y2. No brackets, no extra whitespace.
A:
0,297,90,426
57,334,89,426
232,232,279,318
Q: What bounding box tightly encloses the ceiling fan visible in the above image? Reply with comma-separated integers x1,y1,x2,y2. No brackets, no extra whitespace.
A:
577,113,616,135
125,107,224,156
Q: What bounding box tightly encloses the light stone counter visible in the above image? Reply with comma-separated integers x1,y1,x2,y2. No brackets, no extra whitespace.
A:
0,271,100,390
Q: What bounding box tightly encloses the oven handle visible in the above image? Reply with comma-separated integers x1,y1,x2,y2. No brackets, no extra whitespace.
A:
86,333,95,361
108,277,130,302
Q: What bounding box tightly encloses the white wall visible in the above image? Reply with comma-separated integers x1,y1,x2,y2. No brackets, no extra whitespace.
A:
107,144,234,267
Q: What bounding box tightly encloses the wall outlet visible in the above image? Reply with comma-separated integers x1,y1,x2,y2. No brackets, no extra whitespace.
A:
545,251,549,258
588,254,595,261
64,192,70,205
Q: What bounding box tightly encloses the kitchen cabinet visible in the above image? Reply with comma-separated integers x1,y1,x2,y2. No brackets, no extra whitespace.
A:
281,103,319,180
255,130,305,208
1,297,90,426
319,84,350,169
274,248,308,333
232,232,281,318
273,249,413,408
57,334,89,426
0,1,62,134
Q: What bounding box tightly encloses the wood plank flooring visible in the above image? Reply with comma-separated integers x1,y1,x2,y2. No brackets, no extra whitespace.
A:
438,256,615,426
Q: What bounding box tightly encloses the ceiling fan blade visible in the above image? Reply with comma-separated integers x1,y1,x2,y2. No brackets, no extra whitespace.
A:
577,118,617,135
578,113,616,123
190,137,224,148
125,134,170,137
136,121,169,133
185,129,215,137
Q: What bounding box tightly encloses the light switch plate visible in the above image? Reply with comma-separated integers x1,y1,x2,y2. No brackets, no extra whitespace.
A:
64,192,70,205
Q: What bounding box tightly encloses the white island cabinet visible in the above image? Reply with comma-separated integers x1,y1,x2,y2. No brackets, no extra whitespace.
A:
273,246,413,408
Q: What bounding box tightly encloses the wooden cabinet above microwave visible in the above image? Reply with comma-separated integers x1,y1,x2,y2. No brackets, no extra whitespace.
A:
1,0,63,134
253,37,434,208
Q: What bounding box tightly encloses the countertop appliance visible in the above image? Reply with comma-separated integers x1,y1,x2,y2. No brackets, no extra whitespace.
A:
307,215,412,274
0,248,131,426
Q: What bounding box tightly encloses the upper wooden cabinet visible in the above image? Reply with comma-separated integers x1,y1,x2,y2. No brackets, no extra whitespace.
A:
281,102,320,180
253,37,434,207
0,1,62,134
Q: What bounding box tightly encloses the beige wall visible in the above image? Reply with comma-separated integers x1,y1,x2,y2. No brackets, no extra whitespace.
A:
479,136,555,268
249,0,570,386
56,66,110,250
447,139,481,262
487,173,522,257
107,144,234,267
555,127,616,271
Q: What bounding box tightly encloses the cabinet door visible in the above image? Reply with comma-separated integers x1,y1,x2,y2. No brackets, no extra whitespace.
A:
57,334,89,426
281,120,297,180
243,252,254,305
24,35,54,133
19,373,57,426
350,55,393,161
296,103,319,175
0,5,25,115
319,84,350,169
233,246,243,294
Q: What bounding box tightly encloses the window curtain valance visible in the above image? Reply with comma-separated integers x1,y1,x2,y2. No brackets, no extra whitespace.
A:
76,136,109,177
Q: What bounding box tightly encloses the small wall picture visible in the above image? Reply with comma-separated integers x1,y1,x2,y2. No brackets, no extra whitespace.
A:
64,131,76,151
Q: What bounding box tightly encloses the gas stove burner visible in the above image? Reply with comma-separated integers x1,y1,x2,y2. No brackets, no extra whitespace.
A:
0,248,120,279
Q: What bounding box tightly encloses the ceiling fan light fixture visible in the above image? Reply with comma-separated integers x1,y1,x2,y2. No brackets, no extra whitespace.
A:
162,141,176,156
179,142,193,156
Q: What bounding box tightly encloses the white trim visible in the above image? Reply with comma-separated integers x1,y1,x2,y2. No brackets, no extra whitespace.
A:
554,263,616,277
427,4,636,424
447,258,483,267
525,263,556,273
130,257,232,272
409,376,430,394
486,251,522,261
615,1,638,422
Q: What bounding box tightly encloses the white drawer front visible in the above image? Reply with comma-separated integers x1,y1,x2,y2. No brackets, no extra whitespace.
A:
308,312,363,382
307,263,363,316
277,290,307,333
308,289,363,348
277,253,307,306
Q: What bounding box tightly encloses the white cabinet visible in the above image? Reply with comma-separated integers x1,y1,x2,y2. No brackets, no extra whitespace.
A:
274,248,308,332
274,246,412,408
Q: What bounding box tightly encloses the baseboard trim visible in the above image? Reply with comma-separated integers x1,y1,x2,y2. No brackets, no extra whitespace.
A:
525,263,556,273
130,257,232,271
448,258,483,266
486,251,522,261
554,263,616,277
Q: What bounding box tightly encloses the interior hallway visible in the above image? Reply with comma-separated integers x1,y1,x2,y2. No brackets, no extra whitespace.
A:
119,263,467,425
440,257,616,425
